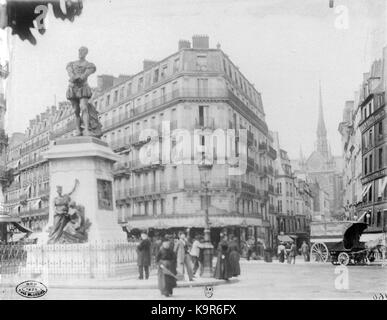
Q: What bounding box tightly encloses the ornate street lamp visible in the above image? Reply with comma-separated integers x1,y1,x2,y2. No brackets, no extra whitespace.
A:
198,163,213,277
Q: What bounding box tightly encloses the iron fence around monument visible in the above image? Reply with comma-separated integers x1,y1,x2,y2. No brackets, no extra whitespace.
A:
0,242,157,280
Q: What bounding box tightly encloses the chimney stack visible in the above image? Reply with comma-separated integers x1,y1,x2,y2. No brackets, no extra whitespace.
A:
192,35,209,49
143,60,157,71
178,40,191,50
97,75,115,91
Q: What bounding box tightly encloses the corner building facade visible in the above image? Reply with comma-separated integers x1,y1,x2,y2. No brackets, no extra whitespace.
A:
94,36,274,244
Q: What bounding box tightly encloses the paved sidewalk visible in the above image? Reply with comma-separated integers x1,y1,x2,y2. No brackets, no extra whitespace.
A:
1,271,238,290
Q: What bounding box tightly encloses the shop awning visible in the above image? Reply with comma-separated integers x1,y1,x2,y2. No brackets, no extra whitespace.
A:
8,232,28,243
277,235,295,243
361,183,371,198
124,215,263,230
11,222,33,234
0,214,21,223
377,177,387,198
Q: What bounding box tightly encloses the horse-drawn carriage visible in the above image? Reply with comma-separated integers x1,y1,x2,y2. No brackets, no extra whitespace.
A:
310,220,386,266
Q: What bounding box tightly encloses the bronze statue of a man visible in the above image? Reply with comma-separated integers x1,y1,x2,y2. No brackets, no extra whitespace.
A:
66,46,101,137
48,179,79,244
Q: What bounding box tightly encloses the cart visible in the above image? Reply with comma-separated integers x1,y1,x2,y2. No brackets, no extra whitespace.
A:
310,220,385,266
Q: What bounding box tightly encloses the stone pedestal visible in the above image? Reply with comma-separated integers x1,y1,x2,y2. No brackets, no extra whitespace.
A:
42,136,126,242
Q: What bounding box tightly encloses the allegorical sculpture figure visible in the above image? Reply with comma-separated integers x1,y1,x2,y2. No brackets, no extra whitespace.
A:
66,46,102,138
47,179,91,244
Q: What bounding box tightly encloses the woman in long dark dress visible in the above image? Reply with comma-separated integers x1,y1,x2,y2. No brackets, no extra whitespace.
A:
214,234,232,280
156,238,177,297
228,236,241,277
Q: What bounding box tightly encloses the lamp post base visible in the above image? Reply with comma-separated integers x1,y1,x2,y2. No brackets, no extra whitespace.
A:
201,228,214,278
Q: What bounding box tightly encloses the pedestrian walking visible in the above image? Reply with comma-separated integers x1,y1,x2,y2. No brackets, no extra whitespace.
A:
136,231,151,280
277,242,286,263
289,241,297,264
156,237,177,297
214,234,232,280
174,231,194,281
190,235,201,276
286,242,292,264
228,235,241,277
246,236,255,261
197,235,205,276
301,241,309,262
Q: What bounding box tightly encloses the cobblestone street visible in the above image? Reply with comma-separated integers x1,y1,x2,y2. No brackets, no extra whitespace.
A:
2,260,386,300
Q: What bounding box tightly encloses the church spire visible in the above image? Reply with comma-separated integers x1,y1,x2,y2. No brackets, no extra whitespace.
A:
317,80,327,137
316,81,329,158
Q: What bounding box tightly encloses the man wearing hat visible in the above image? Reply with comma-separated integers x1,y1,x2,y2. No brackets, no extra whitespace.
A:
136,231,152,280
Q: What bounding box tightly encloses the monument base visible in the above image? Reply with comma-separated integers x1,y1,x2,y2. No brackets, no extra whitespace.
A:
42,136,126,243
24,137,130,279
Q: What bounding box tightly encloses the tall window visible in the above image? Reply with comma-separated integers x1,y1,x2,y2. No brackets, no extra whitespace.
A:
379,148,383,169
172,197,177,214
153,69,159,83
173,58,180,73
369,154,373,173
127,83,132,96
138,77,143,91
197,78,208,96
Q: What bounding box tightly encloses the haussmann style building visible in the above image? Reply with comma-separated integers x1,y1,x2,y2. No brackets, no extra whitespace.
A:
3,35,282,248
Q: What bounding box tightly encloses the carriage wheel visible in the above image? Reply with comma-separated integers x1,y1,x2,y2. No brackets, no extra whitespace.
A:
338,252,350,266
310,242,329,263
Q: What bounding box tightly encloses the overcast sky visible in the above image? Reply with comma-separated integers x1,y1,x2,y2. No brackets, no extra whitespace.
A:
4,0,387,159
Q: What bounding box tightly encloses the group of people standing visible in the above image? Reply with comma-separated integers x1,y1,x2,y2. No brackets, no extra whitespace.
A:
277,240,310,264
135,231,242,297
213,234,241,280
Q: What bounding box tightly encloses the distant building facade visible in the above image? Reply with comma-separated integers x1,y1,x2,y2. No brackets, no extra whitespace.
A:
272,132,311,245
338,96,363,220
293,83,344,220
356,46,387,232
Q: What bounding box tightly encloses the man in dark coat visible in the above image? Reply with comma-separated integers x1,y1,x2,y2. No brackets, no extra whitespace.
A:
214,234,232,280
156,237,177,297
137,231,152,280
228,235,241,277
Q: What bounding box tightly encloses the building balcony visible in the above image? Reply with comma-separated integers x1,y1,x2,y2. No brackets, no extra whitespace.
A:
267,146,277,160
100,87,268,136
258,142,267,153
194,118,215,130
247,130,254,145
258,165,268,178
20,139,50,156
110,136,132,152
19,207,49,218
269,204,276,214
128,158,164,173
19,155,46,170
246,157,255,172
103,112,130,130
50,121,76,139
